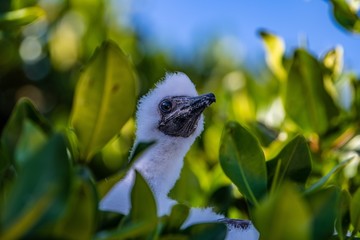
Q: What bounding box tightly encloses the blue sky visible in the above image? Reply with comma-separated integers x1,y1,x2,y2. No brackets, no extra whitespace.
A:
126,0,360,72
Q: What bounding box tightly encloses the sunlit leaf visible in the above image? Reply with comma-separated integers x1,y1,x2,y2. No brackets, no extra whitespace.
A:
329,0,360,34
351,188,360,233
253,183,311,240
219,121,267,206
52,167,98,239
305,186,340,240
267,135,312,190
259,30,287,81
70,41,137,162
0,6,45,30
322,46,344,78
285,49,339,134
0,134,71,238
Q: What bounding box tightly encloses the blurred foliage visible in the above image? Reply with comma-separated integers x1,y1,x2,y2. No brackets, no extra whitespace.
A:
1,0,360,239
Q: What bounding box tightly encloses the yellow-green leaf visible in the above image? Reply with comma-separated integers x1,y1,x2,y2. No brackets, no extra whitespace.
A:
0,6,45,30
70,41,137,161
259,30,287,81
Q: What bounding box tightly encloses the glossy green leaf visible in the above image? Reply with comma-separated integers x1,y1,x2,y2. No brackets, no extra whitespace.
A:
329,0,360,34
70,41,137,161
259,30,287,81
305,186,340,240
253,183,311,240
182,222,227,240
285,49,339,134
0,6,45,30
1,98,50,165
0,134,71,238
305,157,352,194
219,121,267,206
351,188,360,234
267,135,312,190
14,119,47,167
53,167,98,240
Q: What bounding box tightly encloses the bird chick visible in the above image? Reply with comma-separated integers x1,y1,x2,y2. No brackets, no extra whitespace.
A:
100,72,259,240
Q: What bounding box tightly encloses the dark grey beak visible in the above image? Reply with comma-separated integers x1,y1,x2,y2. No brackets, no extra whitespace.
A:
158,93,216,137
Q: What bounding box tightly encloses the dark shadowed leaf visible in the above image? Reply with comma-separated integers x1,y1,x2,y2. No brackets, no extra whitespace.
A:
163,204,190,233
70,41,137,161
219,121,267,206
1,98,51,165
182,222,227,240
285,49,339,134
267,135,312,190
335,189,351,239
253,183,311,240
305,186,340,240
14,119,47,167
351,188,360,234
52,167,98,239
0,134,71,239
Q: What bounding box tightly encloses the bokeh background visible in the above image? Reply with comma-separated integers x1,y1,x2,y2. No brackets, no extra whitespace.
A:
1,1,360,238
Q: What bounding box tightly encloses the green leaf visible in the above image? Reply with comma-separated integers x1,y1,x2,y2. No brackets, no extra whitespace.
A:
14,119,47,167
335,189,351,240
1,98,51,165
0,6,45,30
96,171,158,239
0,134,71,238
329,0,360,34
305,157,352,194
219,121,267,206
259,30,287,81
267,135,312,190
169,159,202,205
129,171,157,226
52,167,98,240
253,183,311,240
285,49,339,134
70,41,137,162
163,204,190,233
182,222,227,240
305,186,340,240
351,188,360,234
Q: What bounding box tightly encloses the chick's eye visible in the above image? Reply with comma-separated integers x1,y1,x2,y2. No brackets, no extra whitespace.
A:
159,100,172,113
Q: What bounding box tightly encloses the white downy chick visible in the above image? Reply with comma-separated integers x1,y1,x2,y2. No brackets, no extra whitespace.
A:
99,72,259,240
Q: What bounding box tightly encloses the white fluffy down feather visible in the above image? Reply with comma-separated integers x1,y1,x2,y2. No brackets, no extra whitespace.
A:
99,72,260,240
